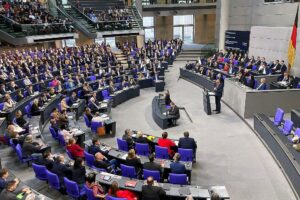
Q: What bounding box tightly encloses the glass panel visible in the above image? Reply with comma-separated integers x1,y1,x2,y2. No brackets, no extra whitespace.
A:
174,15,193,25
173,26,183,39
64,39,76,47
95,39,105,45
143,17,154,27
145,28,155,41
105,37,116,48
184,26,193,44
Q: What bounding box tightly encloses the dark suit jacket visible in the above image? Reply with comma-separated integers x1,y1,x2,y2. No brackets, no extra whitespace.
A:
142,185,166,200
257,83,267,90
51,162,72,181
170,162,186,174
214,83,224,97
135,137,148,144
178,137,197,152
169,106,180,119
71,167,86,184
143,161,162,172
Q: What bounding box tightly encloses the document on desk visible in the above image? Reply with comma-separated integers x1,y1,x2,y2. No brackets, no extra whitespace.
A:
163,112,167,116
121,154,128,160
208,92,215,96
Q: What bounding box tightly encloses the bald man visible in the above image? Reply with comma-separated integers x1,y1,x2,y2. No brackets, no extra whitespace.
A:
142,176,166,200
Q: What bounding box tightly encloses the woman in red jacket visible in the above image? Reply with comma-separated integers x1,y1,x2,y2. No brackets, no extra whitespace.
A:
66,138,84,158
108,181,138,200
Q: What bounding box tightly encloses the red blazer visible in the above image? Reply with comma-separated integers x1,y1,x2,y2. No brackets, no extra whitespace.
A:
66,144,84,158
109,189,137,200
158,138,176,156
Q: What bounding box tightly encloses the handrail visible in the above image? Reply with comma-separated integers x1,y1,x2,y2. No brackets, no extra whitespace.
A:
0,14,21,25
66,0,95,24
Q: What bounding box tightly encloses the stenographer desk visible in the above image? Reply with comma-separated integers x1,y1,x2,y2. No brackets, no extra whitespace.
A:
254,113,300,199
223,78,300,118
95,171,229,200
152,96,174,129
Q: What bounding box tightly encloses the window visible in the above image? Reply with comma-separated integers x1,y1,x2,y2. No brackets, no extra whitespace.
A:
143,17,154,27
143,17,154,41
173,15,194,43
63,39,76,47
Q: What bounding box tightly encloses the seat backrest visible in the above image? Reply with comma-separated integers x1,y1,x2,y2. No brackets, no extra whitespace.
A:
102,90,109,98
155,145,169,159
117,138,128,151
46,170,60,190
0,103,4,111
169,173,187,185
84,151,95,167
83,114,91,127
32,163,47,180
135,143,149,156
120,164,136,178
178,148,193,162
66,149,74,160
295,128,300,138
25,105,32,118
274,108,284,126
57,130,66,146
64,177,80,198
84,185,99,200
143,169,160,182
49,127,57,139
15,144,23,161
106,195,127,200
283,120,294,133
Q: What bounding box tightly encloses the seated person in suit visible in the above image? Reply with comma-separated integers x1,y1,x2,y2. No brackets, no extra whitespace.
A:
178,131,197,159
144,153,163,173
256,78,267,90
0,168,20,193
85,108,94,123
34,151,54,171
108,81,116,95
164,90,171,106
8,81,18,92
39,92,51,105
15,110,29,131
22,135,44,159
60,98,70,111
247,74,256,89
126,149,142,174
0,84,8,95
66,138,84,158
142,176,166,200
71,157,86,186
108,181,138,200
170,153,186,174
89,93,101,113
135,131,148,144
51,154,72,182
3,94,16,111
122,129,134,149
167,102,180,126
70,92,78,105
15,90,24,102
158,132,176,158
26,85,34,96
94,152,117,172
0,180,32,200
88,138,104,155
31,98,41,116
258,63,269,75
85,173,106,199
58,110,69,129
277,72,290,82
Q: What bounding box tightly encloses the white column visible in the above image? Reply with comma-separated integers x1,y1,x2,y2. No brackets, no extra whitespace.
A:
218,0,229,50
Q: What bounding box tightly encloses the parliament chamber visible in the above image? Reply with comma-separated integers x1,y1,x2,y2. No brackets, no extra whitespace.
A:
0,0,300,200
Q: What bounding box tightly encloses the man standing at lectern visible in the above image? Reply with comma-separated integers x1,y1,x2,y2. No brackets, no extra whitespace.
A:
213,79,224,114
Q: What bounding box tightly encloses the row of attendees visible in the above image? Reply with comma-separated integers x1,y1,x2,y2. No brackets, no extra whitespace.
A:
84,7,132,22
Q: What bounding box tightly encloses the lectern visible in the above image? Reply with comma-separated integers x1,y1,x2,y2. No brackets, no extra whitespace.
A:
203,90,215,115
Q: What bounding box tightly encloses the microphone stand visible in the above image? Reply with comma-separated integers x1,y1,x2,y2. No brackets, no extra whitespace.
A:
178,106,193,123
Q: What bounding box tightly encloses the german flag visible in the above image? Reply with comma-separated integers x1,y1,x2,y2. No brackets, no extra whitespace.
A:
288,5,299,70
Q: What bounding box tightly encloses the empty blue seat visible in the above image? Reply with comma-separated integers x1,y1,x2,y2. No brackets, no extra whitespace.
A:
16,144,34,166
169,173,188,185
279,119,293,136
64,177,85,199
135,143,149,156
117,138,128,151
46,170,61,190
178,148,193,162
273,108,284,126
32,163,47,181
49,126,58,140
155,145,169,159
120,164,137,178
84,114,91,128
102,89,112,100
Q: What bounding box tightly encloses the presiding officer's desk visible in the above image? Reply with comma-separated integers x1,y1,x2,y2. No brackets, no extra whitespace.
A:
152,96,174,129
291,109,300,128
94,171,229,200
110,86,140,108
254,113,300,198
223,78,300,118
84,140,192,180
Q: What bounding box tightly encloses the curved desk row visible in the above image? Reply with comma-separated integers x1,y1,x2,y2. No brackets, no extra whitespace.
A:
84,140,192,180
152,96,173,129
94,171,229,200
180,68,215,91
111,86,140,107
254,113,300,199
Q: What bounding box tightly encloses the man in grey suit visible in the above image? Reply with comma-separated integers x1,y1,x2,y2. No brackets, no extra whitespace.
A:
142,176,166,200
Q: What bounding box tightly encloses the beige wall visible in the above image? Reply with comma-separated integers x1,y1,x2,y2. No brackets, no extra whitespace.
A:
194,14,216,44
154,16,173,40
